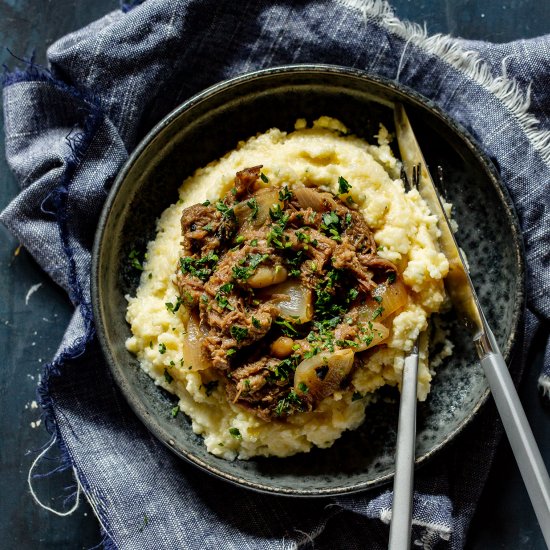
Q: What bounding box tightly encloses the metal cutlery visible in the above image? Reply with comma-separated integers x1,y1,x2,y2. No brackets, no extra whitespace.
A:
392,102,550,548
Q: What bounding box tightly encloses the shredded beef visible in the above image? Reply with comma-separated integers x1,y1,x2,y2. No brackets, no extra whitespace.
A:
175,167,401,420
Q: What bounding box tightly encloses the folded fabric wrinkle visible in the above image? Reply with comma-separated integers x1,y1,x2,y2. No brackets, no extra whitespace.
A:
2,1,549,549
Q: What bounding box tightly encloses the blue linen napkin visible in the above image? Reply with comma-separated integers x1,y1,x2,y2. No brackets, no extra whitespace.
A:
2,1,549,548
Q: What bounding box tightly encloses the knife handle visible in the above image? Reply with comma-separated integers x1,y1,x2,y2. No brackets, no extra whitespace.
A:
479,340,550,546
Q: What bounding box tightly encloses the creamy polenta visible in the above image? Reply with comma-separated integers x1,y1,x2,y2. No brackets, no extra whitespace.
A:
125,117,452,459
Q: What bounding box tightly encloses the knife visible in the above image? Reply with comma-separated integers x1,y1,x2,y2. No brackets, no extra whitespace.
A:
393,102,550,547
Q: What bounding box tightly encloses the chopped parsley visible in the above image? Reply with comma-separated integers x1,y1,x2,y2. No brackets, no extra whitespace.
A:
297,382,309,393
158,343,167,354
165,296,183,313
388,272,397,284
268,355,300,382
202,199,211,206
348,288,359,301
163,368,173,383
171,405,180,417
260,172,269,183
215,282,235,310
229,427,242,439
373,295,383,304
246,197,259,220
232,252,269,280
372,306,384,320
215,200,235,220
269,204,286,223
278,186,293,202
314,269,345,319
320,211,342,242
338,176,352,194
251,316,262,329
274,317,298,336
267,224,286,249
275,390,305,416
179,252,219,282
128,249,144,271
230,325,248,343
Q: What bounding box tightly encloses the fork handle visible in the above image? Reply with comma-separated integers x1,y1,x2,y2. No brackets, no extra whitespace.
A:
388,347,419,550
478,333,550,547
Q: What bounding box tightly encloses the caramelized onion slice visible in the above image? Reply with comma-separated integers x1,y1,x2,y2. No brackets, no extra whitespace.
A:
234,188,281,230
353,321,389,351
294,349,355,402
358,277,408,322
269,280,313,323
247,265,288,288
181,311,211,371
293,186,337,212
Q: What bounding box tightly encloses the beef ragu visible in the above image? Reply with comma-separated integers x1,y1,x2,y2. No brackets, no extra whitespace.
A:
175,165,409,421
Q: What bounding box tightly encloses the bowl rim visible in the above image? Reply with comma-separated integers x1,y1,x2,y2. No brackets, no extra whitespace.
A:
91,63,525,497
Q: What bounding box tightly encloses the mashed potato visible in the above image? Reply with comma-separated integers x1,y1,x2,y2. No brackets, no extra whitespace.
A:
125,117,451,459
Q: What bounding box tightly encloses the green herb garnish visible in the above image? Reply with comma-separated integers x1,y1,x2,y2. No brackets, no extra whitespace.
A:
278,186,293,202
215,200,235,220
215,282,235,310
338,176,352,194
232,253,269,280
166,296,183,313
230,325,248,343
158,343,167,354
246,197,259,220
320,211,342,242
129,249,144,271
274,317,298,336
275,390,304,416
179,251,219,282
164,368,173,383
229,427,242,439
372,306,384,320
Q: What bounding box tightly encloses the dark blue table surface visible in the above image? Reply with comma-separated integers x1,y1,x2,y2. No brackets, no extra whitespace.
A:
1,1,549,548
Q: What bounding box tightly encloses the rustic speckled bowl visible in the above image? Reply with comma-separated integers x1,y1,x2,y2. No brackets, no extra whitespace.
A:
92,65,524,496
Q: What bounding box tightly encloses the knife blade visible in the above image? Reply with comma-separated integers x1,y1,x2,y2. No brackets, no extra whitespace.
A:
393,102,550,547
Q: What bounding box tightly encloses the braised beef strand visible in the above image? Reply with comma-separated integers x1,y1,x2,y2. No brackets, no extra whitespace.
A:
175,167,405,420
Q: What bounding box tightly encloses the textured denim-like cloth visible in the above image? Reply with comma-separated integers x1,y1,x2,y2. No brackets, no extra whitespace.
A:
2,1,550,549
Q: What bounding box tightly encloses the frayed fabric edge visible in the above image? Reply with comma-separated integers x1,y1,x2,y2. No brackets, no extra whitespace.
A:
284,506,343,549
539,375,550,397
378,509,452,544
336,0,550,168
3,61,118,549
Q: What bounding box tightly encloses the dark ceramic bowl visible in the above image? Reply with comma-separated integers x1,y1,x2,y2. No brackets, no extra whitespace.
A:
92,65,524,496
